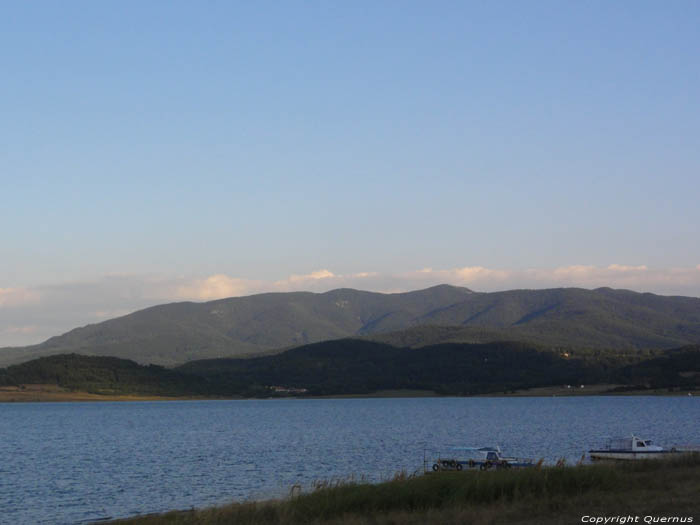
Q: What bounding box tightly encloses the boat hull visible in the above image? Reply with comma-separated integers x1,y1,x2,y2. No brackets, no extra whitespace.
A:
589,450,676,461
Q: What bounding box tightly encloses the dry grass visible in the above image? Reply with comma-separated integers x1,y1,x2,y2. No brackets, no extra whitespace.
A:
108,454,700,525
0,383,207,402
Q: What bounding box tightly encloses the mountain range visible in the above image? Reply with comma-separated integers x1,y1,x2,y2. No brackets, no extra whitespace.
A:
2,284,700,367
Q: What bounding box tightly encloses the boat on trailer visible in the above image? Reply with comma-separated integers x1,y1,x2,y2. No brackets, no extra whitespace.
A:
589,435,682,460
431,446,534,471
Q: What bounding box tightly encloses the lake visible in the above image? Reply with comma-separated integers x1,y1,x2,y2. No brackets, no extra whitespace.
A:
1,396,698,524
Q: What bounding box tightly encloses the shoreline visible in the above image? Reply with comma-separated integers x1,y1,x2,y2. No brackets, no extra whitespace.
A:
107,455,700,525
0,384,227,403
0,384,696,403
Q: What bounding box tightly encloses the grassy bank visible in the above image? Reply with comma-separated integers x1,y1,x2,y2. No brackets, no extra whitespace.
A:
110,455,700,525
0,384,200,402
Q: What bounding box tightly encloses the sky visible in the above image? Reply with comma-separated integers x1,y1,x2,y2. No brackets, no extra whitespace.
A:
1,1,699,346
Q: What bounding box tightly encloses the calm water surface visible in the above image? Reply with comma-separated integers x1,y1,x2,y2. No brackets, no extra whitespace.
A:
1,397,698,525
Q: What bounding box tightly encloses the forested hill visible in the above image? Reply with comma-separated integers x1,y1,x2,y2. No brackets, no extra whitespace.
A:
3,342,698,398
177,339,604,396
2,285,700,367
0,354,202,397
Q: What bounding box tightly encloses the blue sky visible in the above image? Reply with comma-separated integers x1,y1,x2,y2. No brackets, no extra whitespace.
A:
1,1,700,345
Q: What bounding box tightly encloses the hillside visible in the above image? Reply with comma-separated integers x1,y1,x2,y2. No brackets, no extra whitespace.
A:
0,354,205,397
2,285,700,367
177,339,606,396
2,343,698,398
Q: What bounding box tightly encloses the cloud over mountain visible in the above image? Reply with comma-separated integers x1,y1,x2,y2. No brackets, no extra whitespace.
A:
1,264,699,347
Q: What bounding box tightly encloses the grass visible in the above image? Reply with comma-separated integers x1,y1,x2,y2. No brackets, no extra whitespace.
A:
0,383,203,402
109,454,700,525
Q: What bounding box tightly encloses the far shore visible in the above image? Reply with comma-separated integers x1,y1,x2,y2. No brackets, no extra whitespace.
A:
0,384,222,403
0,384,697,403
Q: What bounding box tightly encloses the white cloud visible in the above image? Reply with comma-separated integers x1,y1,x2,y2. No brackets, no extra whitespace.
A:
0,287,40,307
551,265,596,278
454,266,510,282
175,274,258,301
350,272,377,279
394,264,700,295
284,269,336,284
607,264,648,272
524,264,700,292
400,266,510,287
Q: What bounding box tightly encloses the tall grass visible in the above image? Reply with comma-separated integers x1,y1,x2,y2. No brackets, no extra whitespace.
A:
112,454,700,525
283,464,621,521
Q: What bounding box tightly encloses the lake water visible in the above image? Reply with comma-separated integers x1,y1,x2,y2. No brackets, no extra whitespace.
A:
1,396,698,524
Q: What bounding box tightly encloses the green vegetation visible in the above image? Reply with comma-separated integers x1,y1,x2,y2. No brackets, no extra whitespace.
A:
110,454,700,524
614,346,700,391
179,340,606,396
2,342,698,398
0,354,206,397
2,285,700,367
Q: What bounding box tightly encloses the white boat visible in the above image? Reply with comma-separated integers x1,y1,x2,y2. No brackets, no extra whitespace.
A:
589,435,677,460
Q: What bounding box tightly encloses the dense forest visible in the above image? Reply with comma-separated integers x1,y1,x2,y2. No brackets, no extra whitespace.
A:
0,354,203,396
178,340,604,395
1,340,698,398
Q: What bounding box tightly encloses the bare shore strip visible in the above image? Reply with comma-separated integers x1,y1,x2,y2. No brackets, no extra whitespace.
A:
107,454,700,525
0,384,206,403
1,384,697,403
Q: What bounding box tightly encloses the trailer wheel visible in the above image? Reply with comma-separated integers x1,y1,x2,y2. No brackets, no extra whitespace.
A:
456,463,463,471
432,463,440,472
